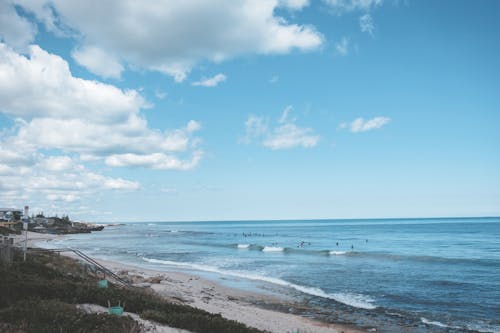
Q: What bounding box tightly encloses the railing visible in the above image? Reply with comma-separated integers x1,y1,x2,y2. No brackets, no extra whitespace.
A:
26,247,131,287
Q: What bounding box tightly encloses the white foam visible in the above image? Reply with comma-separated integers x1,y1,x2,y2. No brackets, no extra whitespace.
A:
466,323,500,333
421,318,451,328
331,292,376,310
262,246,284,252
237,244,250,249
141,257,377,310
329,251,347,255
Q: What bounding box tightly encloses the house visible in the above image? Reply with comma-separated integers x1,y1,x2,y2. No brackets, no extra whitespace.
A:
0,208,22,222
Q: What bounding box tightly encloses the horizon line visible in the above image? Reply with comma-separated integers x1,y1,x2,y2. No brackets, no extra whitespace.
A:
96,215,500,224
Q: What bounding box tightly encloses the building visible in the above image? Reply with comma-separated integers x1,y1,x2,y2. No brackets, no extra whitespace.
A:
0,208,23,222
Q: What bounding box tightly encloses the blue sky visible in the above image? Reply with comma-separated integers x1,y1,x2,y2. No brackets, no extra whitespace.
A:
0,0,499,221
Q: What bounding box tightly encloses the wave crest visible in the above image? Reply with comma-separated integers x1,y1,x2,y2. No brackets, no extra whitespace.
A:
262,246,284,252
141,257,376,310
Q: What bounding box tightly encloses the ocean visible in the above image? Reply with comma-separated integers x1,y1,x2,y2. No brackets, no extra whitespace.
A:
44,217,500,333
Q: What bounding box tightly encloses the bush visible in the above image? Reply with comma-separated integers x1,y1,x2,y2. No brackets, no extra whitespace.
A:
0,299,141,333
142,310,264,333
0,251,267,333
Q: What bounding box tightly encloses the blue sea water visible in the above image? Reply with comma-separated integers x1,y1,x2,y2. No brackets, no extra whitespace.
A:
47,217,500,332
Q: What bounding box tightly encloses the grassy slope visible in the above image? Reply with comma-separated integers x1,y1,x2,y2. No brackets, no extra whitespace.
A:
0,250,266,333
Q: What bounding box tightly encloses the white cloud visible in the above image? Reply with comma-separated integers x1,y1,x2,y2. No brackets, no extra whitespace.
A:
46,193,78,202
335,37,350,56
71,45,124,79
241,115,269,144
242,106,319,150
342,116,391,132
0,43,144,122
10,0,322,81
0,152,140,207
279,0,310,10
263,123,319,149
322,0,382,12
102,177,140,190
0,42,205,208
360,14,375,35
0,44,203,168
105,151,203,170
0,0,36,51
186,120,202,133
192,73,227,87
41,156,76,172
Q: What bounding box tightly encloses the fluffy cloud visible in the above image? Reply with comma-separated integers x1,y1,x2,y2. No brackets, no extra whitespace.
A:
0,43,144,122
340,116,391,133
263,123,319,149
40,156,75,172
192,73,227,87
105,151,203,170
0,43,203,204
7,0,322,81
71,45,124,79
0,0,36,51
243,106,319,150
360,14,375,35
0,43,202,165
0,152,139,208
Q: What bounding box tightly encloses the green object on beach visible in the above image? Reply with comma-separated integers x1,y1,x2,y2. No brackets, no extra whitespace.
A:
98,279,108,288
108,306,124,316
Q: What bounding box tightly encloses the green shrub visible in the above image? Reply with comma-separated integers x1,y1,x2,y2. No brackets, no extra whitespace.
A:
0,251,267,333
0,299,141,333
142,310,264,333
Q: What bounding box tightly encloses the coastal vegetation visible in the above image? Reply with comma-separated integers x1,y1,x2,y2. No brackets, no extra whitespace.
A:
0,250,266,333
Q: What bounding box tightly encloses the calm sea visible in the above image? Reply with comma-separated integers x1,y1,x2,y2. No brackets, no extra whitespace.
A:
45,217,500,333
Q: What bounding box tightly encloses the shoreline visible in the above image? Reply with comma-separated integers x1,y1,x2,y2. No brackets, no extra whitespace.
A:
12,231,369,333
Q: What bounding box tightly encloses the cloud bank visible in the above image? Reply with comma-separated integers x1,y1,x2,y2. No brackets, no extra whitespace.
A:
5,0,323,81
0,43,202,206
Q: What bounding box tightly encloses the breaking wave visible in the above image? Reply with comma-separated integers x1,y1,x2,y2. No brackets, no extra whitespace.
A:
141,257,377,310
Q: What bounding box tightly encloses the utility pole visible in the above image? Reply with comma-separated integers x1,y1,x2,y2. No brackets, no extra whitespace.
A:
22,205,29,262
23,220,28,261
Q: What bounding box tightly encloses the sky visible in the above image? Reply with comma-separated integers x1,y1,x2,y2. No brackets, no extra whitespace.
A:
0,0,499,222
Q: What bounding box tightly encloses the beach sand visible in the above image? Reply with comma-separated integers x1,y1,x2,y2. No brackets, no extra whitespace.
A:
12,231,369,333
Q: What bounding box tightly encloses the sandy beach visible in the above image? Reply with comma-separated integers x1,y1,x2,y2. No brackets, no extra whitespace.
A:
12,231,369,333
